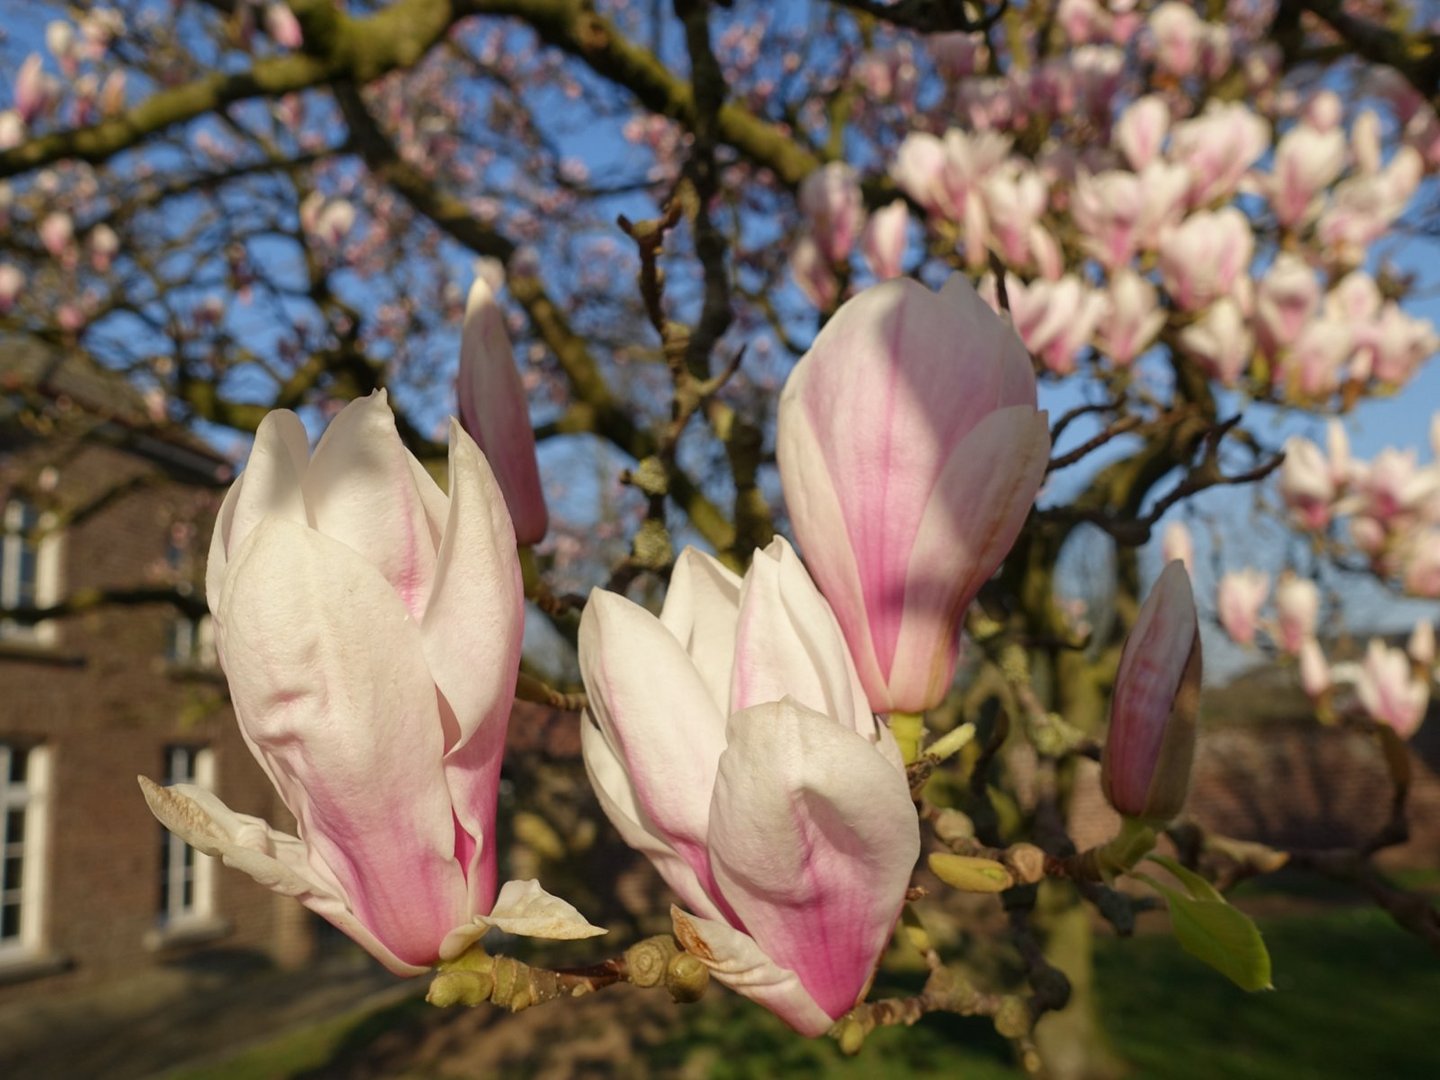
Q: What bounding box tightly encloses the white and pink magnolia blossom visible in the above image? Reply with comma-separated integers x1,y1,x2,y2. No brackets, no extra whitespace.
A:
46,22,76,73
99,70,126,116
88,224,119,274
1316,147,1423,266
789,236,839,311
1368,304,1440,385
1217,568,1269,647
1147,2,1205,79
1102,561,1200,821
1355,639,1429,739
1299,638,1331,699
1056,0,1111,45
1275,317,1354,401
777,275,1050,713
891,129,1011,226
1002,274,1106,375
1169,102,1269,208
1158,207,1253,312
982,164,1049,271
142,392,604,975
1264,123,1346,230
1255,253,1320,354
1177,297,1253,385
1097,269,1165,366
1403,529,1440,597
14,54,56,126
1326,270,1383,325
929,32,987,79
1353,448,1439,525
457,277,549,545
1352,110,1383,176
861,199,909,281
0,264,22,313
1161,520,1194,574
1114,94,1170,171
1409,621,1436,668
39,210,75,262
264,3,304,49
1280,426,1349,531
1303,90,1344,132
1273,573,1319,655
579,540,918,1035
0,111,23,151
799,162,865,264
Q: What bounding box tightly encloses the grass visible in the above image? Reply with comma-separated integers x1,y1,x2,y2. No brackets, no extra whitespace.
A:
174,906,1440,1079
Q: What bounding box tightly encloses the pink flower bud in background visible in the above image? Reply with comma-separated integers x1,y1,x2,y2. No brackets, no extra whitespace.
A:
1353,448,1437,524
0,264,22,313
1097,270,1165,366
579,540,918,1034
1303,90,1343,132
891,129,1011,225
778,275,1050,713
1316,147,1422,267
457,276,549,545
789,236,839,311
798,162,865,264
1355,639,1429,739
1256,253,1320,354
1299,638,1331,699
1409,621,1435,668
929,32,987,80
1265,123,1346,230
264,3,305,49
1280,432,1343,530
1217,568,1269,646
99,70,126,117
1161,520,1194,574
861,199,909,281
1169,103,1269,208
1276,317,1353,401
88,224,119,274
1403,529,1440,597
0,111,23,150
1351,110,1382,176
46,21,76,75
1148,2,1205,79
1368,304,1440,386
1114,94,1170,171
1273,573,1319,655
15,54,56,126
1057,0,1110,45
144,392,603,975
1158,208,1253,312
1177,297,1253,385
983,164,1049,271
1102,561,1201,821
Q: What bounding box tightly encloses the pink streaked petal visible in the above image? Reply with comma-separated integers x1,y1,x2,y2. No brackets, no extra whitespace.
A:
887,406,1050,712
660,546,742,711
217,518,466,968
458,278,548,544
775,404,890,709
579,590,729,898
138,779,426,976
580,718,728,923
706,700,919,1021
208,408,310,613
671,906,834,1037
421,422,523,916
302,391,439,621
730,538,873,739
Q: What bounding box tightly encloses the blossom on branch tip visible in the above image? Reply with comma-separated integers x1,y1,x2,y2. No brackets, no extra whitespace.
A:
1355,640,1429,739
777,275,1049,713
1217,568,1269,647
579,540,918,1035
142,392,601,975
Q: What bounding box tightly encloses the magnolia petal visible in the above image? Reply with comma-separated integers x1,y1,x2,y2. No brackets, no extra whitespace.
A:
302,391,440,622
579,589,728,892
887,406,1050,712
730,538,874,740
580,717,729,924
706,700,919,1022
207,408,310,614
218,517,466,968
422,421,524,916
660,547,743,711
138,778,424,976
671,906,833,1037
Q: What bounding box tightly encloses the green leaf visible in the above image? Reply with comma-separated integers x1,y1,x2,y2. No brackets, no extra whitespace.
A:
1134,869,1274,992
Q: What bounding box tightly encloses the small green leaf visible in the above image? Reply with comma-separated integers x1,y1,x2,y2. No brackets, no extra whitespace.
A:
1146,853,1226,904
1134,870,1273,992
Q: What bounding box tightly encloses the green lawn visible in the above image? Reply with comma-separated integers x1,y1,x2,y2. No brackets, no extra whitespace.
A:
174,906,1440,1079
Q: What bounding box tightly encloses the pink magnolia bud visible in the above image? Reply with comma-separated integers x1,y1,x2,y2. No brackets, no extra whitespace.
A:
1409,621,1435,668
1161,520,1194,574
14,54,56,126
1217,568,1269,647
1097,269,1165,366
1355,639,1429,739
0,111,23,150
1057,0,1111,45
1276,317,1353,401
1072,170,1145,271
1299,638,1331,699
264,3,305,49
1148,2,1205,79
1102,561,1201,822
982,164,1049,271
798,162,865,264
46,22,76,74
1266,124,1346,229
1177,297,1253,385
777,276,1050,713
99,70,126,117
1280,433,1340,530
1114,95,1170,171
789,236,839,311
145,393,603,975
0,263,22,313
1303,90,1343,132
1316,147,1422,267
1255,253,1320,354
88,223,119,273
1158,207,1253,312
1352,110,1382,176
457,277,548,545
861,199,909,281
1273,573,1319,655
579,540,918,1034
1170,103,1269,208
1368,304,1440,386
39,211,75,262
1403,529,1440,597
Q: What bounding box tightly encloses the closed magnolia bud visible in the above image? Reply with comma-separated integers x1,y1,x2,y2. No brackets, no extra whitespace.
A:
928,853,1014,893
1102,561,1202,822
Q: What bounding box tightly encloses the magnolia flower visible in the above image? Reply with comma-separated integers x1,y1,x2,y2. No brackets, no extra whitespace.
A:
1265,124,1346,230
1217,568,1269,646
1279,423,1349,530
1161,520,1194,574
1158,207,1253,313
1408,620,1435,668
1114,95,1170,171
1299,638,1331,699
1255,253,1320,355
1102,561,1201,821
142,392,602,974
580,540,918,1035
1148,2,1205,79
799,162,865,264
778,275,1050,713
1273,573,1319,655
861,199,909,281
0,263,22,313
1355,639,1429,739
1177,297,1252,386
1170,102,1269,209
264,2,304,49
457,277,548,544
1097,270,1165,366
789,236,839,310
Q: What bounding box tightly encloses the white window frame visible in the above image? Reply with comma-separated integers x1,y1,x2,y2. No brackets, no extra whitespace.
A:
0,743,52,963
0,499,62,647
158,746,216,928
165,613,217,669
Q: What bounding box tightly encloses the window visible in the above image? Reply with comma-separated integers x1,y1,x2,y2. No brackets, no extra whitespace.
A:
158,746,216,927
0,499,60,645
0,743,51,960
165,614,216,669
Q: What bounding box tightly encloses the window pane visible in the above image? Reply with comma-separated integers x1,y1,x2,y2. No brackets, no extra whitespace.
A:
1,902,19,941
6,747,26,785
4,809,24,845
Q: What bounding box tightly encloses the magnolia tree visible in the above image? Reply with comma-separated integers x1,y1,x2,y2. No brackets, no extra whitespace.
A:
4,0,1440,1075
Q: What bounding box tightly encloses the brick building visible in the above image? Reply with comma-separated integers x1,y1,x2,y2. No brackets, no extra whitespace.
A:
0,343,315,1001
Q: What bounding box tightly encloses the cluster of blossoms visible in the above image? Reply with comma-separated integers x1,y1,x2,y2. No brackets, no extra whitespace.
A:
143,274,1202,1032
787,5,1439,400
1279,417,1440,598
